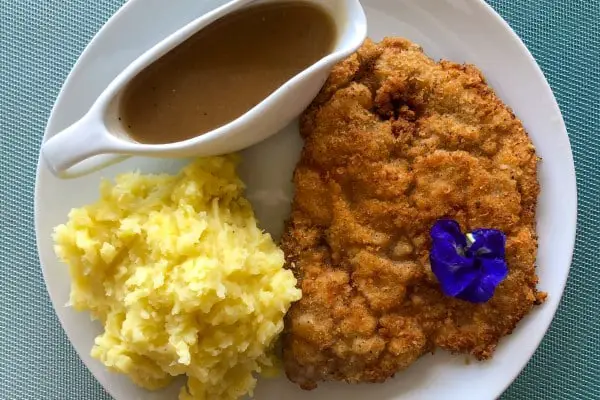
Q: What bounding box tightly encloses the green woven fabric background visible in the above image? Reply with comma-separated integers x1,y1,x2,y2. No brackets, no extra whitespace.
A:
1,0,598,399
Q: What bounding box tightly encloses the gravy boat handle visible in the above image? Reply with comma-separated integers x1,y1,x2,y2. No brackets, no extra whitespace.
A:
42,114,125,178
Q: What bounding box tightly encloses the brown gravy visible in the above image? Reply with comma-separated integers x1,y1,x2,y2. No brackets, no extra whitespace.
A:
120,2,336,144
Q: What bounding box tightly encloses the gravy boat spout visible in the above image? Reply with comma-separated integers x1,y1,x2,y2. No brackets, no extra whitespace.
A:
41,0,367,178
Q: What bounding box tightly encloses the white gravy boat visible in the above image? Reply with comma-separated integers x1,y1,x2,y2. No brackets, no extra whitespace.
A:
42,0,367,178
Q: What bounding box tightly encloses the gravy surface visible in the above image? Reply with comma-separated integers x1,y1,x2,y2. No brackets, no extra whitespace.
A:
121,2,336,144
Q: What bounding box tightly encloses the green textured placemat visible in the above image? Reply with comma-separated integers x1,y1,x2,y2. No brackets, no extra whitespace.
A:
1,0,598,399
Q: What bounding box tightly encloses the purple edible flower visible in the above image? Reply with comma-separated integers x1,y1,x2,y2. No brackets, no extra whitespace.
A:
429,219,508,303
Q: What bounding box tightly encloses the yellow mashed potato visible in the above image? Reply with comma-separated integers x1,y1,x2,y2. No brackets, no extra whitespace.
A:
52,156,301,400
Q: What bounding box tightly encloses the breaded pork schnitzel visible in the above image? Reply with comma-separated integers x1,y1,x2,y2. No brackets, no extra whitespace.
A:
281,38,545,390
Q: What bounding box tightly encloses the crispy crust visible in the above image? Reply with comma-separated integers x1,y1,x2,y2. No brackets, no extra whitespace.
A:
281,38,544,390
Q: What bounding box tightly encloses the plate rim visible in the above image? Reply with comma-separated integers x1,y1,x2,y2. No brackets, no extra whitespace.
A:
34,0,577,399
472,0,577,394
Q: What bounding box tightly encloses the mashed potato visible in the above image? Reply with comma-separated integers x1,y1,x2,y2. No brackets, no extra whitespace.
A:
53,156,301,400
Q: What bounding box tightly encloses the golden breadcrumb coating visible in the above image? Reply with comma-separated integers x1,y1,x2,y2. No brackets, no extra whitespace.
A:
281,38,545,390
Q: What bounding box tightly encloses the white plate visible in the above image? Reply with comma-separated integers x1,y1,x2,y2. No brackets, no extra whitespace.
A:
35,0,577,399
